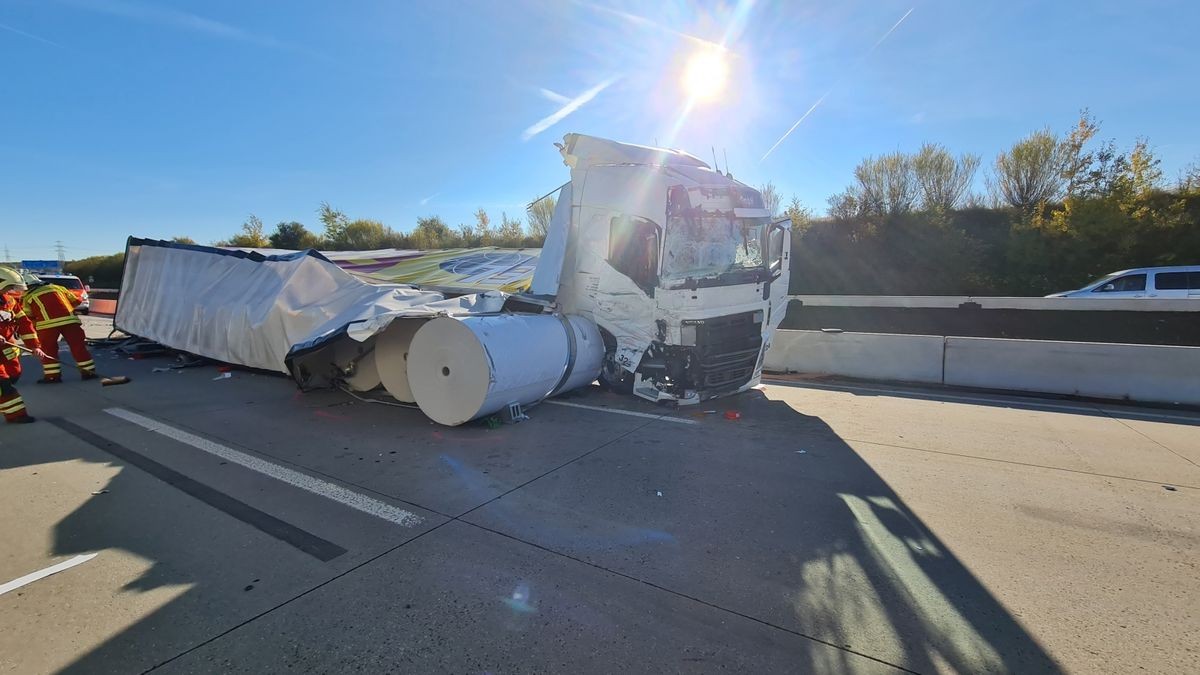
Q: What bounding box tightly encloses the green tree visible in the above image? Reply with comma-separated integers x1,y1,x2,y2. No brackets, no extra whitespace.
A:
410,216,454,249
991,129,1064,210
170,236,197,245
527,195,556,238
64,253,125,288
318,202,349,244
496,212,525,245
226,214,268,248
783,196,811,232
855,151,918,216
759,182,782,217
333,219,391,250
269,221,321,250
913,143,980,211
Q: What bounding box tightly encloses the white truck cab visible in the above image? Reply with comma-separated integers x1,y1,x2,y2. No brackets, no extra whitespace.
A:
530,134,790,404
1048,266,1200,299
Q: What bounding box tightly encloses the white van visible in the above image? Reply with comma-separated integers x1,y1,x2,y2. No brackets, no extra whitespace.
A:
1047,266,1200,298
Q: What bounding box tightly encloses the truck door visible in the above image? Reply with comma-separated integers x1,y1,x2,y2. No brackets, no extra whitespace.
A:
766,219,791,326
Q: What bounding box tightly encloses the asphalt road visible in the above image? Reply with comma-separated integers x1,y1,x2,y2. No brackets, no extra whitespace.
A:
1,316,1197,673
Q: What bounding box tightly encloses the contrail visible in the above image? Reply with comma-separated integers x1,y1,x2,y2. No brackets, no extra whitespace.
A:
572,0,725,51
522,75,620,141
866,7,914,57
759,92,830,162
539,88,571,105
759,7,915,162
0,21,63,47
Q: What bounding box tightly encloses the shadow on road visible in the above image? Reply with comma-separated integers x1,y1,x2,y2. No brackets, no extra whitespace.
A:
1,373,1064,673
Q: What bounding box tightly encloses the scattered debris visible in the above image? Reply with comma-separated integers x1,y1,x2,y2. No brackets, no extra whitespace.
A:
1163,485,1178,492
656,490,663,497
212,372,232,381
795,450,807,454
90,489,110,495
100,376,131,387
724,410,741,420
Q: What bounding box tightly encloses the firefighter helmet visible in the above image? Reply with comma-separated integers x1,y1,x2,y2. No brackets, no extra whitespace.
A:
0,265,28,291
0,267,28,293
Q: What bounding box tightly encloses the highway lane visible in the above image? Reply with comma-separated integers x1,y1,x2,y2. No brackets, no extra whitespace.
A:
1,326,1196,673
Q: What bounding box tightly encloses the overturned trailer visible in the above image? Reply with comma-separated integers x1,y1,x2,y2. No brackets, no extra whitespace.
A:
115,134,790,424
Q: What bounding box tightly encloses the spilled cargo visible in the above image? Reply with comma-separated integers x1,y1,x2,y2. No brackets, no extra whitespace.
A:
115,134,791,425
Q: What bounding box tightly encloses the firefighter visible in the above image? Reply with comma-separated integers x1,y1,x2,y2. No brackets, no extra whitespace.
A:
0,269,48,423
22,275,97,383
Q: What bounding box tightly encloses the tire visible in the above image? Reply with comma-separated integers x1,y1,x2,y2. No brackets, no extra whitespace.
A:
597,330,633,394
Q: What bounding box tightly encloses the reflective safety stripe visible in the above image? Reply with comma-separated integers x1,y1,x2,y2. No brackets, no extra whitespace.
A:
2,347,17,360
20,333,37,342
0,397,26,413
35,315,81,330
43,365,62,373
77,360,95,369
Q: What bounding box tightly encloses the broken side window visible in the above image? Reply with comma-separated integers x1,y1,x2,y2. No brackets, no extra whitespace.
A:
608,215,660,292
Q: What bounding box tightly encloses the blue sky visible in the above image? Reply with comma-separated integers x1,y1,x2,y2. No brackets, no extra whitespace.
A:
2,0,1197,260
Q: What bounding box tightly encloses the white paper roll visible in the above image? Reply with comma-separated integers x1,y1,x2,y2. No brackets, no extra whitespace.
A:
406,314,603,426
374,318,427,402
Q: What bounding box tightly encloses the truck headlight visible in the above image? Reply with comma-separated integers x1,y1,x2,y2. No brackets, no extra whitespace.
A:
680,324,697,346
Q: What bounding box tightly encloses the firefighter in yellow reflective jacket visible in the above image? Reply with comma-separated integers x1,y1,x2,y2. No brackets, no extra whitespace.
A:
0,269,49,422
22,277,97,383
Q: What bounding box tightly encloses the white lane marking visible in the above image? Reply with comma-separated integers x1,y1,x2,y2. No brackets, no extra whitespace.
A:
1,554,97,596
764,379,1200,425
104,408,423,527
545,400,700,425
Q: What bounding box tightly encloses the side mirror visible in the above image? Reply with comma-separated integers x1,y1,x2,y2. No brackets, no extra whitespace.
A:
84,285,91,292
1102,283,1116,291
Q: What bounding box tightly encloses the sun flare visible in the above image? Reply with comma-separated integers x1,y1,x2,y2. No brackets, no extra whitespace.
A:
681,48,729,103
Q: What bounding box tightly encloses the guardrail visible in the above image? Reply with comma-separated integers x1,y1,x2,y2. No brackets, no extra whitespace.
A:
765,329,1200,406
789,294,1199,311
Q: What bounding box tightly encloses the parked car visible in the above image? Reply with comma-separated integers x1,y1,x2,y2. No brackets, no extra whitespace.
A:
35,273,90,313
1046,266,1200,298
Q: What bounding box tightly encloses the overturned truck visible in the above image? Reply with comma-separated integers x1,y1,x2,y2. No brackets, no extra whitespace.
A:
116,134,791,425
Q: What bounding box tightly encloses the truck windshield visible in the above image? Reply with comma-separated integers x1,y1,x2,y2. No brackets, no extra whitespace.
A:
661,213,767,283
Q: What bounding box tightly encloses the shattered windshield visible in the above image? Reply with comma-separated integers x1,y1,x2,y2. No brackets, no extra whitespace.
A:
662,213,767,282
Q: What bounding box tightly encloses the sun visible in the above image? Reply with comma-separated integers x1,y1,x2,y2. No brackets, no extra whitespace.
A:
681,48,729,103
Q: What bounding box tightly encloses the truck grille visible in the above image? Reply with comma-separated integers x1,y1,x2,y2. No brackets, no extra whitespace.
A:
689,312,763,391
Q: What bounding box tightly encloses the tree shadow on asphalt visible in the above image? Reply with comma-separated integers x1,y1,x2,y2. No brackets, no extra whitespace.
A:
0,383,1064,673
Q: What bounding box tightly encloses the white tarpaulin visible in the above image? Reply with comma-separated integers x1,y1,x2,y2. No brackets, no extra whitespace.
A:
115,238,506,374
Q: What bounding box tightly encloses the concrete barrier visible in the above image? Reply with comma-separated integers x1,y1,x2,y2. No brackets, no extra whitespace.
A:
765,330,944,384
943,337,1200,405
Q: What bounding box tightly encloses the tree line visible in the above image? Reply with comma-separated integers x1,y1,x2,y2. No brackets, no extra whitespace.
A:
783,111,1200,296
213,200,552,251
65,198,556,287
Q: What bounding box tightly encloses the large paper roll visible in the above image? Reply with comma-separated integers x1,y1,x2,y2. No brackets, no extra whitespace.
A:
374,318,428,402
406,314,603,426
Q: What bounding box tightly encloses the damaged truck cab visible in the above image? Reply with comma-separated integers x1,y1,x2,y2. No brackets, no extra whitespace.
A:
530,134,791,405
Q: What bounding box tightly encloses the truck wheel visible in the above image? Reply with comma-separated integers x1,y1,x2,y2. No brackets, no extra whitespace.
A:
597,331,633,394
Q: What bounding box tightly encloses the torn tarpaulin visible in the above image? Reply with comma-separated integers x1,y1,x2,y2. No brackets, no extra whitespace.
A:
115,238,506,376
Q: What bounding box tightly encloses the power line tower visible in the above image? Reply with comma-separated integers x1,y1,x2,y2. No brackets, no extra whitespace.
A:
55,240,66,272
3,245,9,264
